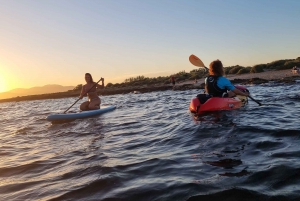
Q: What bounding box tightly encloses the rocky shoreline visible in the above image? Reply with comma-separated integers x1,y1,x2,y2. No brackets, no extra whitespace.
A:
0,69,299,104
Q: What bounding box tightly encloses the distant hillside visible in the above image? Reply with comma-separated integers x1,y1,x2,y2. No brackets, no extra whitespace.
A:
104,56,300,88
0,84,75,99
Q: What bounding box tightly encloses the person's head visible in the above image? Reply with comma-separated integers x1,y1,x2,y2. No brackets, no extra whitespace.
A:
85,73,94,83
209,60,224,76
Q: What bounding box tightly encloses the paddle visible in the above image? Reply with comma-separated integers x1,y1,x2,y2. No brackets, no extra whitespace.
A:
63,77,103,114
189,54,209,71
248,95,263,106
189,54,263,106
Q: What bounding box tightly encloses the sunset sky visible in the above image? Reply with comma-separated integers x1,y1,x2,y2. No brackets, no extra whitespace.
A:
0,0,299,92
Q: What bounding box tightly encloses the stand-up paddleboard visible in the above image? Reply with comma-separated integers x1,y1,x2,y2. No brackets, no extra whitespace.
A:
46,105,116,122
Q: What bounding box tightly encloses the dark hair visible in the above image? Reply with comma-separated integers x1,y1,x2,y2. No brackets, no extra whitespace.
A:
209,60,224,76
85,73,94,83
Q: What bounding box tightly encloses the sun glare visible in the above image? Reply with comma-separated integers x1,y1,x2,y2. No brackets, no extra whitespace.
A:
0,76,7,93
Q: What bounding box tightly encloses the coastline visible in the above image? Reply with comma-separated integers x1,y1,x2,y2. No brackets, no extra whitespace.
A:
0,69,299,104
179,69,299,85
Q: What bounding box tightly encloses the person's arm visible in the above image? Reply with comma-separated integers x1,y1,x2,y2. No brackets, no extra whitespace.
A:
204,77,208,93
232,88,249,96
96,78,104,89
221,77,249,97
79,85,86,99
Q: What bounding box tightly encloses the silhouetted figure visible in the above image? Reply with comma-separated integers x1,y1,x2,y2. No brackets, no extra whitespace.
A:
170,76,176,89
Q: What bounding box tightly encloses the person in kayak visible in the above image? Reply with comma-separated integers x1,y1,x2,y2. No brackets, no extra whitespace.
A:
79,73,104,111
205,60,249,97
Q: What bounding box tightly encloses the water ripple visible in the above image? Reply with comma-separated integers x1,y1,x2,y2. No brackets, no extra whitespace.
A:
0,84,300,200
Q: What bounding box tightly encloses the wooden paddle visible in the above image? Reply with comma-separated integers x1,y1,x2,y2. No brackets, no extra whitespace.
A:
63,77,103,113
189,54,263,106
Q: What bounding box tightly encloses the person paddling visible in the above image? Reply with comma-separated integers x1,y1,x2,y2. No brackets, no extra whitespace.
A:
79,73,104,111
205,60,249,97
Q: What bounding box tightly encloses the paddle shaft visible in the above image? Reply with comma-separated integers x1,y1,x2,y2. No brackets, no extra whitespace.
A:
63,77,103,113
248,95,262,106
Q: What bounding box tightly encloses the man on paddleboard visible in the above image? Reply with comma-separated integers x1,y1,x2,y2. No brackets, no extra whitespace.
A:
79,73,104,111
205,60,249,98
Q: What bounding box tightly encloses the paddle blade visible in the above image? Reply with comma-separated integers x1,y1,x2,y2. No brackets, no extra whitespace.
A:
189,54,205,67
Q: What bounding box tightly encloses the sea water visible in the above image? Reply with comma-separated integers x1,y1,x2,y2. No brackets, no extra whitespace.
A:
0,83,300,201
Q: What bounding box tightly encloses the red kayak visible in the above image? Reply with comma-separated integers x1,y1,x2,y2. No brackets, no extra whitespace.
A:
189,85,248,116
